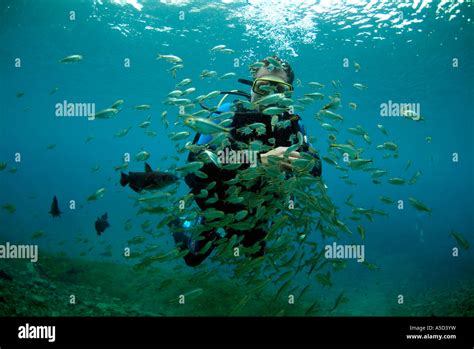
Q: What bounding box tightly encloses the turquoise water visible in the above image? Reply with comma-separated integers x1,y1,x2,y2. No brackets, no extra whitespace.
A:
0,0,473,316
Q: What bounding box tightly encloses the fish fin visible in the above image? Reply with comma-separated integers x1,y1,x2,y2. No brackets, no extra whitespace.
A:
120,172,129,186
130,183,141,193
144,163,152,172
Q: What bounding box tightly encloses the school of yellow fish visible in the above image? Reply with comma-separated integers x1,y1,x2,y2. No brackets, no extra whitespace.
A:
2,49,469,316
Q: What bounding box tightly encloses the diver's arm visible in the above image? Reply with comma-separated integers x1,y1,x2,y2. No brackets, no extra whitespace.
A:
259,146,322,176
297,121,323,177
259,147,299,172
301,143,322,177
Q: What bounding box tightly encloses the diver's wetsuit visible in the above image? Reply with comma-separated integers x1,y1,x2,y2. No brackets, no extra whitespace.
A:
176,102,322,266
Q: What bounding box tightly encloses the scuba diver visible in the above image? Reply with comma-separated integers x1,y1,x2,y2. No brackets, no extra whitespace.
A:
170,56,322,266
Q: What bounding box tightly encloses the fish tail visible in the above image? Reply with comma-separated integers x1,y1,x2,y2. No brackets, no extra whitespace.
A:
120,172,129,187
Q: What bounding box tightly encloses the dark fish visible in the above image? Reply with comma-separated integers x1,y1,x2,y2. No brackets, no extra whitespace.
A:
49,195,61,217
0,270,13,281
95,212,110,236
120,162,179,193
